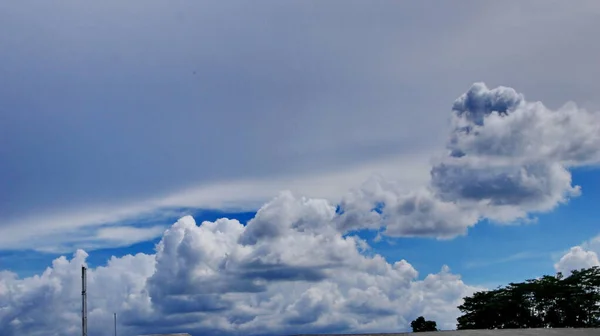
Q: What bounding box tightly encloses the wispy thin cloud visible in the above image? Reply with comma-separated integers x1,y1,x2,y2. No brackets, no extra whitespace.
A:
464,251,549,269
0,154,431,252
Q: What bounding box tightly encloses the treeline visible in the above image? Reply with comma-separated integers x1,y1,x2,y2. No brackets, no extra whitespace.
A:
457,266,600,329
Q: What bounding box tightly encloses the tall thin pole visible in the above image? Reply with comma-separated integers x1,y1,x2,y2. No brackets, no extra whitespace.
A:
82,266,87,336
114,313,117,336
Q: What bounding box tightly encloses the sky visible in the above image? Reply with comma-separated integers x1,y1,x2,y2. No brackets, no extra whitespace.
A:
2,1,600,335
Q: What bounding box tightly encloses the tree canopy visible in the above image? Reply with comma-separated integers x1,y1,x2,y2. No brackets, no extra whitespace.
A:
457,266,600,329
411,316,438,332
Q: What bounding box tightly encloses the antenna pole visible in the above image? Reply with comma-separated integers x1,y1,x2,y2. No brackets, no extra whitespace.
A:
114,312,117,336
82,266,87,336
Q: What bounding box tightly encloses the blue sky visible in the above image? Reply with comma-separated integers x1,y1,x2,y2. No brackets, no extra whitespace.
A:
2,1,600,336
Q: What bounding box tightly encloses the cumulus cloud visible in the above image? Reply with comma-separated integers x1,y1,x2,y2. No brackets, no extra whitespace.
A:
555,235,600,274
0,250,156,336
336,177,479,239
0,193,480,336
338,83,599,238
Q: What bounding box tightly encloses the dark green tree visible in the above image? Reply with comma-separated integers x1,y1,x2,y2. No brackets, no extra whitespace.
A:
456,266,600,330
411,316,438,332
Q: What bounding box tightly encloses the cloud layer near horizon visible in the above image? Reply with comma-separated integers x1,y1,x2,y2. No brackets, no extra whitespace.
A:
1,203,596,336
0,194,480,336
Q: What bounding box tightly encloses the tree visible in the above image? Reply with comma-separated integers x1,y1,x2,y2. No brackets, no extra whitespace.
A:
411,316,438,332
456,266,600,330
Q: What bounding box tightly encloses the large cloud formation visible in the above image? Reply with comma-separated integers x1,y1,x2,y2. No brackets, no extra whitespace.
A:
2,82,599,335
338,83,599,238
0,193,479,336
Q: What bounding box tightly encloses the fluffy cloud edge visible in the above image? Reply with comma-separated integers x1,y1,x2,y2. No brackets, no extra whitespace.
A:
555,235,600,274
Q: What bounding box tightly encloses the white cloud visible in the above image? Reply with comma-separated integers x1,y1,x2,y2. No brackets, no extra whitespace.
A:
555,235,600,274
0,250,156,336
338,83,599,239
0,193,481,336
